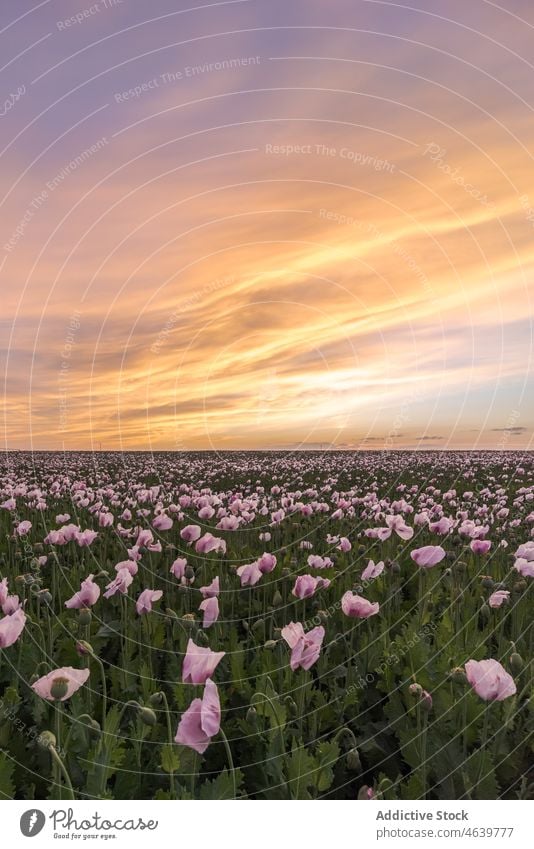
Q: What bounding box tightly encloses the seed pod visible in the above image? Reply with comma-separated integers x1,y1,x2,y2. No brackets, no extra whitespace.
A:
285,697,298,717
78,607,92,626
481,576,494,589
272,590,283,607
50,677,70,701
184,565,195,581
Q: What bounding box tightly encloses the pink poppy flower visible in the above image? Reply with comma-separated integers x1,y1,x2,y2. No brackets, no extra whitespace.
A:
0,578,8,606
514,558,534,578
75,529,98,547
64,574,100,609
174,678,220,754
488,590,510,609
200,576,220,598
103,568,133,599
180,525,201,543
2,595,21,615
337,537,352,552
170,558,188,579
195,533,226,555
1,498,16,511
470,539,492,555
182,638,225,684
198,505,215,520
465,659,516,701
236,561,263,586
292,575,330,599
258,552,276,573
410,545,446,568
56,513,70,524
341,592,379,619
385,514,414,540
114,559,139,576
362,560,385,581
59,523,80,542
44,529,66,546
199,597,219,628
98,512,114,528
15,520,32,537
136,588,163,615
31,666,90,701
0,608,26,647
153,513,173,531
307,554,333,570
281,621,325,671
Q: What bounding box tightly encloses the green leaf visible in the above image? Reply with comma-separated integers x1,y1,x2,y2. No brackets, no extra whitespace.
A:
161,744,179,774
0,751,15,799
199,768,244,799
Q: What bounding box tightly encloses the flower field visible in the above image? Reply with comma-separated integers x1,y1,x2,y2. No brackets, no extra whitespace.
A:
0,450,532,800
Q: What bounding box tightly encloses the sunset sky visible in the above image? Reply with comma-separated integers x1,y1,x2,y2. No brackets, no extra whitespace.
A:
1,0,533,451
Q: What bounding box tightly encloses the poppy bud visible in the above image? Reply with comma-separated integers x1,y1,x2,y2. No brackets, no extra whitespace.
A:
272,590,283,607
184,566,195,581
252,618,265,634
139,707,157,726
76,640,94,657
346,748,361,772
409,683,423,697
37,590,53,606
390,561,401,574
149,692,164,706
450,666,467,684
281,568,291,578
242,619,250,631
78,607,92,626
513,580,527,594
50,677,69,701
37,730,56,750
421,690,433,712
481,576,494,589
246,707,258,727
510,652,524,674
285,697,298,716
195,630,209,646
453,560,466,573
264,639,277,650
165,608,178,619
357,784,375,800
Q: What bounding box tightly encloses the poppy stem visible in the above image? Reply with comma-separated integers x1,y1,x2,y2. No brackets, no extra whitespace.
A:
219,728,237,799
50,745,74,800
160,691,175,797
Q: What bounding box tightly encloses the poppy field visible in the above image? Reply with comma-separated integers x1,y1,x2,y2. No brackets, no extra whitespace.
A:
0,450,532,800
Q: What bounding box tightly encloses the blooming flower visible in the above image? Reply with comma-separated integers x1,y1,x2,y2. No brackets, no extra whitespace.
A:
175,678,220,754
103,568,133,599
470,539,492,555
65,574,100,609
488,590,510,609
341,592,379,619
0,608,26,648
15,520,32,536
195,533,226,555
465,659,516,701
75,529,98,547
281,621,325,671
182,638,225,684
31,666,90,701
136,588,163,615
170,558,188,580
199,576,220,598
236,561,263,586
180,525,201,543
258,552,276,573
292,575,330,599
361,560,385,581
199,597,219,628
410,545,446,568
153,513,173,531
337,537,352,552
